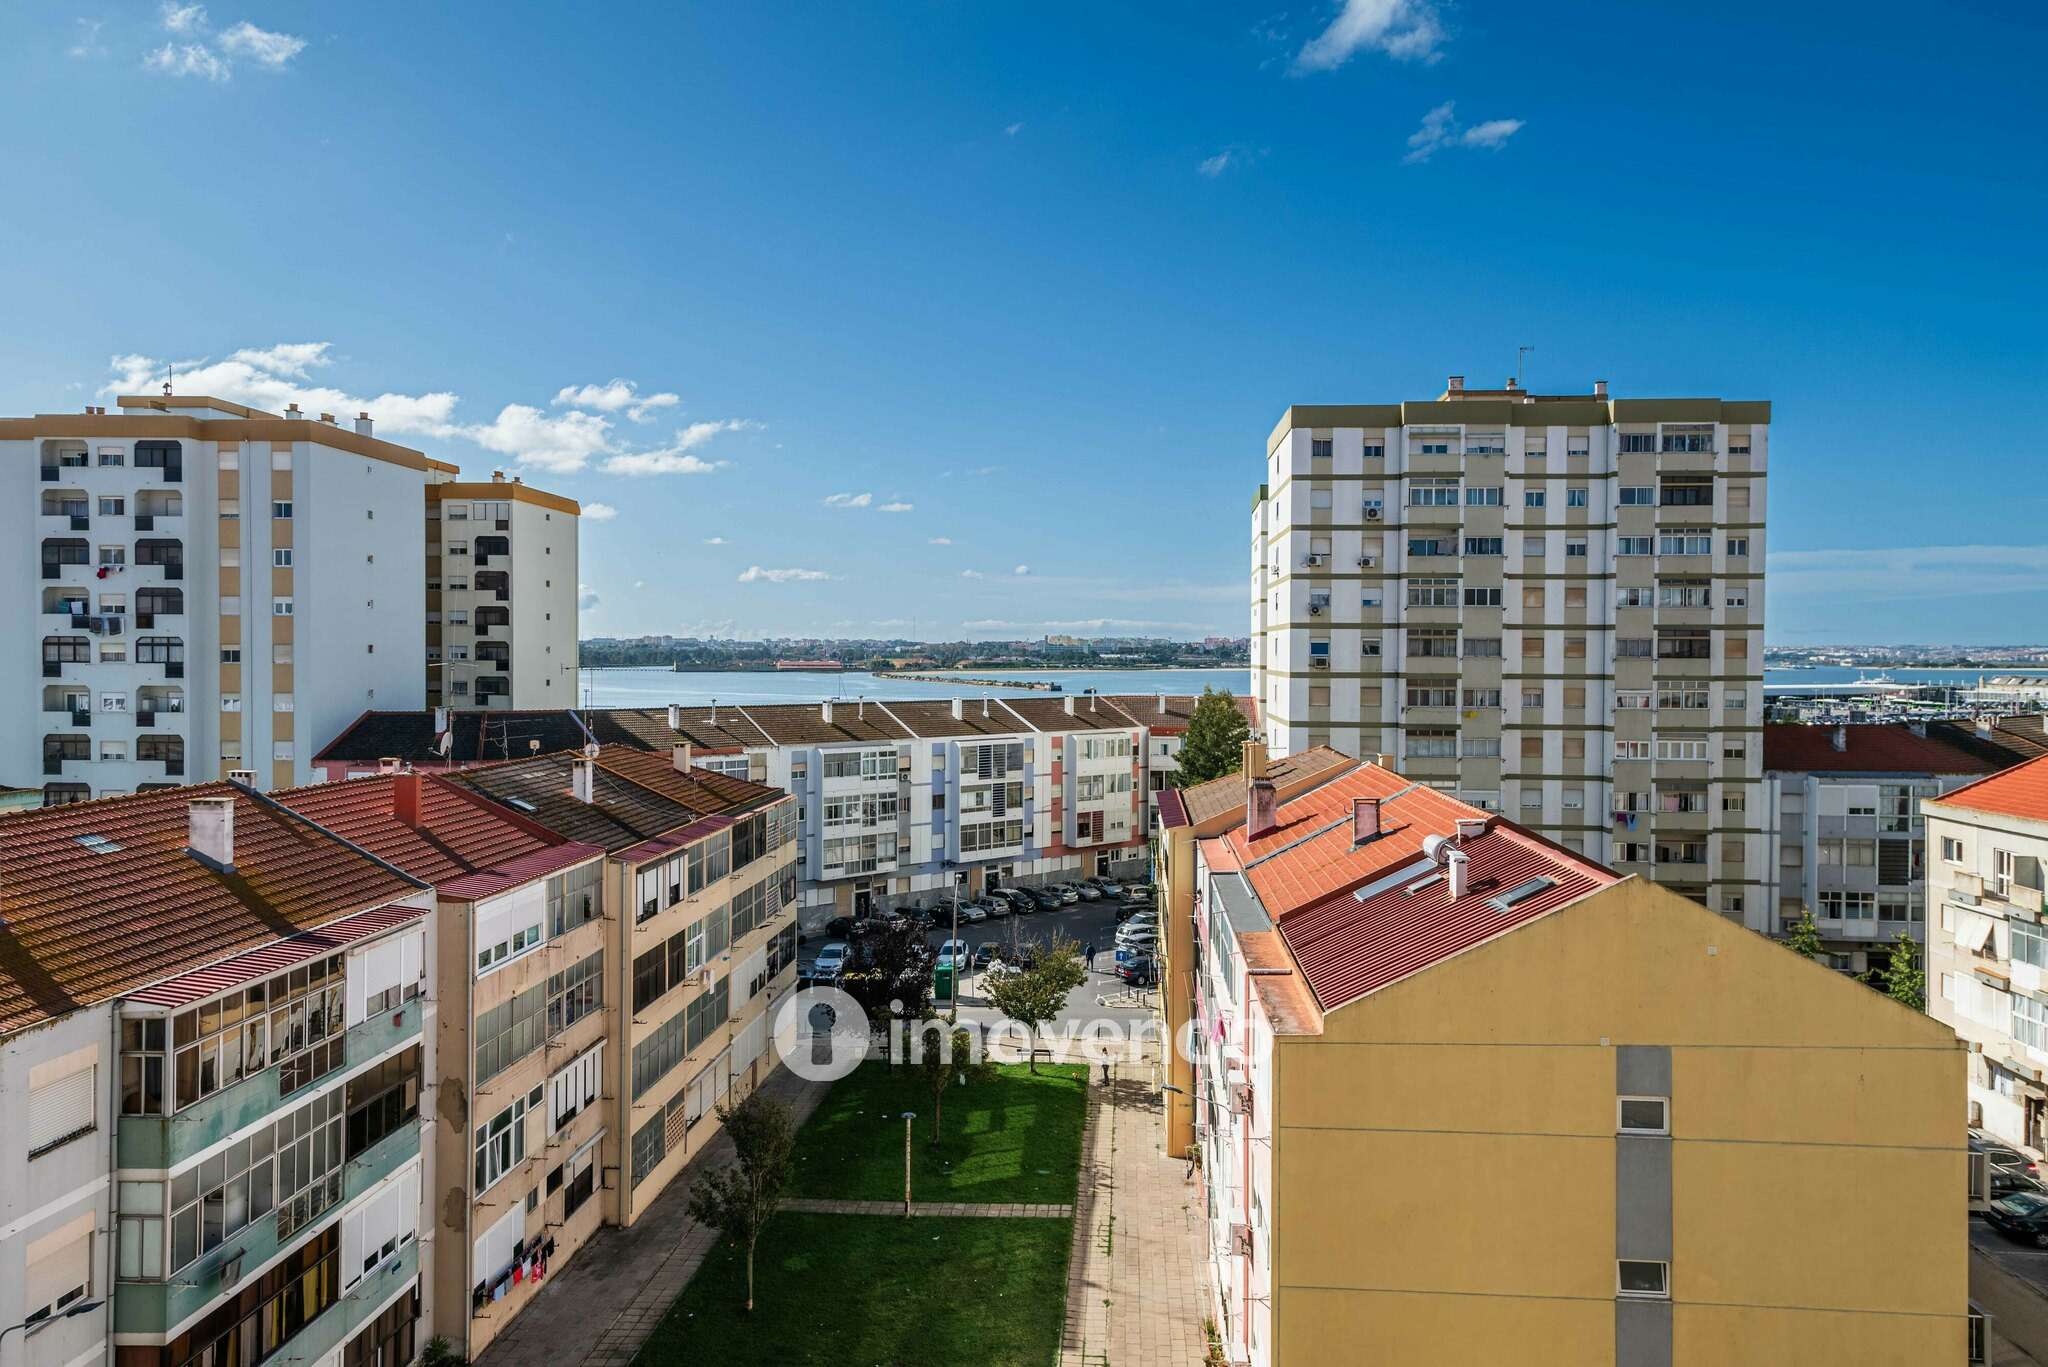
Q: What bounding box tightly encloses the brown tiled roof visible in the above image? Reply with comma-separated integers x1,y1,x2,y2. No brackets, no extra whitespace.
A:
991,696,1136,733
870,699,1031,738
1930,715,2048,769
1762,724,1998,776
732,702,913,746
0,783,424,1036
1175,747,1355,828
1099,694,1259,735
271,773,603,889
440,748,777,855
590,748,783,814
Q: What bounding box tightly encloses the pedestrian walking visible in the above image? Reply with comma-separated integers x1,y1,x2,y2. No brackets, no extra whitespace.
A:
1084,941,1096,972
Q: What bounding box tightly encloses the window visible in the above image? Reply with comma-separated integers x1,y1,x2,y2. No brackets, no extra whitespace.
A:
1407,628,1457,658
1562,737,1585,759
1524,490,1547,508
1362,442,1384,458
1620,433,1657,453
1310,487,1333,510
474,1090,538,1193
1618,537,1653,557
1659,529,1713,556
475,983,548,1085
1463,688,1501,709
1521,736,1543,759
273,597,294,616
1657,736,1709,761
1464,586,1502,607
1408,536,1454,557
1407,679,1458,708
1566,487,1589,508
2017,995,2048,1052
1408,578,1460,608
1943,837,1964,864
1464,536,1503,556
1523,535,1546,556
1617,740,1651,760
1522,688,1544,708
1409,478,1460,506
345,1046,421,1157
1418,441,1450,456
1311,438,1333,458
1657,630,1711,659
1727,537,1750,557
1618,486,1654,505
1464,637,1502,657
273,501,293,519
1660,477,1714,506
1405,729,1457,759
1564,586,1587,609
1522,586,1546,610
24,1224,93,1328
1617,637,1652,658
1464,486,1501,506
29,1057,98,1157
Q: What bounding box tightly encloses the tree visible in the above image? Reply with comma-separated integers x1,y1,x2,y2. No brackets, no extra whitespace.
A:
907,1011,995,1144
983,935,1088,1073
686,1090,796,1313
840,919,939,1025
1865,930,1927,1012
1781,906,1824,959
1171,687,1251,788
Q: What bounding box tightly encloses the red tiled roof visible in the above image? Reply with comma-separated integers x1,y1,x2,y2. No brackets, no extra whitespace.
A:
1925,753,2048,822
272,773,573,887
127,901,425,1009
1177,747,1355,828
1156,788,1189,830
1763,724,1997,776
1280,822,1614,1012
0,783,425,1036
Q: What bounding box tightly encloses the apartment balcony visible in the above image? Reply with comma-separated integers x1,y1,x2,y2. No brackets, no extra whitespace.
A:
117,1005,423,1171
44,703,91,729
39,511,91,534
134,512,186,536
112,1127,421,1338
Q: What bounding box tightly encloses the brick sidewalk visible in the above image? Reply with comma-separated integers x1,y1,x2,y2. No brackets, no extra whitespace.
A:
1059,1063,1212,1367
782,1197,1074,1218
475,1066,830,1367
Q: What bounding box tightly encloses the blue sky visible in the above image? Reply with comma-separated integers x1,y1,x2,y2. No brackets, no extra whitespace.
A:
4,1,2044,644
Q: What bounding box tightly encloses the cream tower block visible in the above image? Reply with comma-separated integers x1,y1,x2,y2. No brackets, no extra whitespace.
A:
1249,376,1769,923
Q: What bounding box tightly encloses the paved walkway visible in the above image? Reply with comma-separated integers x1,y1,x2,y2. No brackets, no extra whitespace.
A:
782,1196,1074,1218
1975,1241,2048,1366
476,1066,830,1367
1059,1061,1212,1367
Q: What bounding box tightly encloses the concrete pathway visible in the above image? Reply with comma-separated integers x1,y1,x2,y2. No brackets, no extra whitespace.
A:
781,1197,1074,1218
1059,1061,1213,1367
475,1066,830,1367
1974,1240,2048,1366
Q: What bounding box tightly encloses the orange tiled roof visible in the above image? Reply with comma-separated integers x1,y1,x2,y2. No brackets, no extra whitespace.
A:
1925,753,2048,822
270,773,596,889
0,784,424,1036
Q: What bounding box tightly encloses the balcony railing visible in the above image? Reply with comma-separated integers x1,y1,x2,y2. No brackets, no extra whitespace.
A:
135,514,154,530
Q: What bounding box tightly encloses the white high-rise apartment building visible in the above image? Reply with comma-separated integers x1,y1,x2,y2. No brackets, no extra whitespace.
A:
3,393,580,800
1250,375,1769,919
425,471,580,710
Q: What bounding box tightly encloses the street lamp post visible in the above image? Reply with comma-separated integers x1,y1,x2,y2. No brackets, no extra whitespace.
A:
0,1299,105,1348
946,861,962,1023
902,1111,918,1218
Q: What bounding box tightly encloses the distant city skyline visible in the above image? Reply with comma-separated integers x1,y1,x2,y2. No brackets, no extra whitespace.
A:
4,2,2043,642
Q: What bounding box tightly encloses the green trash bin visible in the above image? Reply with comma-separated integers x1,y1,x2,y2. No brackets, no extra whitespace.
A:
934,964,956,1002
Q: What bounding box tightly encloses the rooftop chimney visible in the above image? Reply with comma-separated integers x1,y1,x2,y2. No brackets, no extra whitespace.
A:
355,412,374,436
1241,738,1270,781
1504,377,1518,391
710,698,718,724
1832,725,1847,752
393,772,423,828
1446,847,1469,900
673,743,693,773
1374,752,1396,770
1158,692,1168,714
821,700,834,724
1063,695,1075,716
572,758,596,804
227,768,258,786
378,756,402,776
1353,796,1381,844
491,470,506,483
318,412,336,425
1447,375,1464,393
1456,816,1490,843
1248,778,1279,841
285,403,302,419
188,796,235,871
951,698,963,720
1593,380,1608,399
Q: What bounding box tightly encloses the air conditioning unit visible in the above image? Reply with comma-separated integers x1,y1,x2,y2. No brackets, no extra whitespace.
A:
1307,604,1322,615
1356,555,1376,568
1310,659,1329,671
1229,1223,1254,1258
1304,553,1326,567
227,769,258,786
1229,1083,1253,1117
692,966,716,987
1364,506,1383,521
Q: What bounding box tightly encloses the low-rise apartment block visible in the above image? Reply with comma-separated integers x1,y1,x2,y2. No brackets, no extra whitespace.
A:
1181,755,1968,1366
1925,757,2048,1151
2,394,579,802
1251,377,1768,921
425,472,579,712
315,696,1163,928
1763,723,1997,971
0,782,438,1367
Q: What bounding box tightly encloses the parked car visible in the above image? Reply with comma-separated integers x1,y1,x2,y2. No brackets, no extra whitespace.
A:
958,902,989,924
809,942,851,983
1987,1191,2048,1247
823,916,855,939
935,939,972,972
985,897,1012,918
1117,954,1158,987
1116,902,1154,924
1971,1130,2040,1177
1991,1167,2048,1201
1028,887,1063,911
1054,883,1082,905
1075,881,1103,901
1117,914,1160,937
1117,931,1161,955
995,888,1034,914
903,906,937,930
974,941,1000,969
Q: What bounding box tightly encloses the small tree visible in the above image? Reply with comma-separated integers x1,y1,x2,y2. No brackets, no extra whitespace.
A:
984,935,1088,1073
1866,930,1927,1012
841,919,939,1026
907,1011,995,1144
1781,906,1824,959
686,1090,796,1313
1171,688,1251,788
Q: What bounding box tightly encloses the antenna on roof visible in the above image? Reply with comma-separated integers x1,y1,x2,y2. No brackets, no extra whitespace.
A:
1516,344,1534,387
163,363,174,398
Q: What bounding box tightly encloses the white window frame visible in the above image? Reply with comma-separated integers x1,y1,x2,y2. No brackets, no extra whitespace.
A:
1617,1096,1669,1135
1617,1259,1670,1300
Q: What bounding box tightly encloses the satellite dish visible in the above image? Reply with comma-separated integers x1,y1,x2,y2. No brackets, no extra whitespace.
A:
528,739,541,754
584,741,601,759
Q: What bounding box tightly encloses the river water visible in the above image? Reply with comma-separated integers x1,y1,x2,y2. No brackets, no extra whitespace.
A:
575,666,1253,709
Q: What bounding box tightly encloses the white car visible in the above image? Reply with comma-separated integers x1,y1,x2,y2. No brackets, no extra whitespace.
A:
810,942,851,981
936,939,972,971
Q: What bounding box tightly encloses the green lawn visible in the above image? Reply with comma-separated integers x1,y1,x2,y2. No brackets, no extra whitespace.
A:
633,1213,1072,1367
787,1061,1088,1205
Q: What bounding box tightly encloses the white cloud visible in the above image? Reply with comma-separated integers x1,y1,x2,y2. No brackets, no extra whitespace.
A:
1005,122,1025,136
960,569,984,579
552,380,680,423
1198,144,1260,178
703,536,729,545
459,404,615,473
678,418,761,448
822,492,873,509
1013,565,1031,576
738,566,834,583
160,3,206,32
1296,0,1445,71
633,580,646,588
218,21,305,67
145,41,229,80
872,618,914,628
877,501,914,513
1403,101,1524,163
69,19,108,57
581,502,618,522
928,537,953,545
577,583,601,610
601,449,731,476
